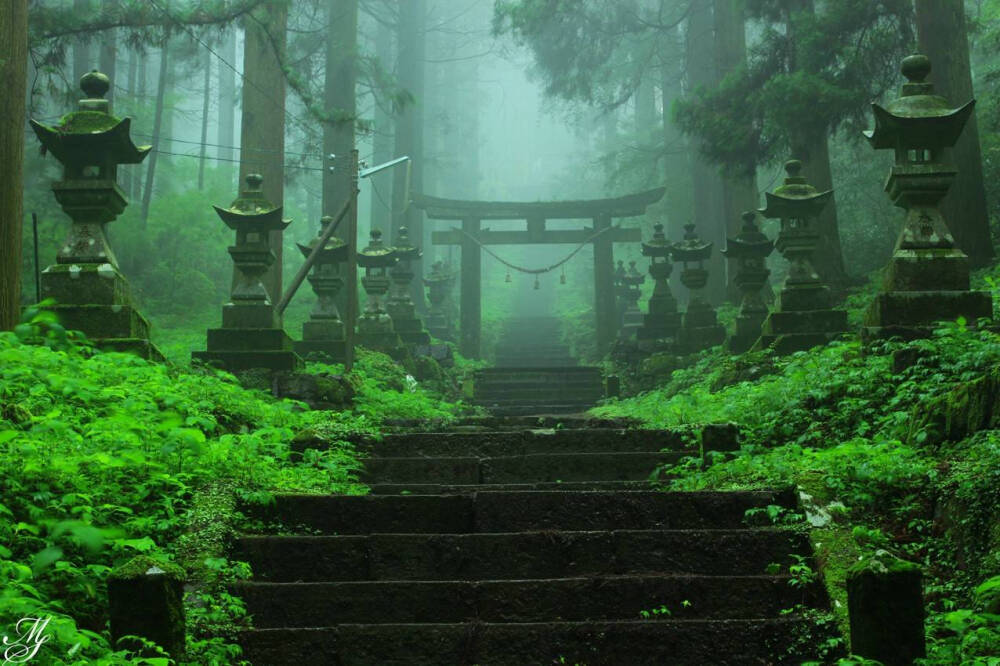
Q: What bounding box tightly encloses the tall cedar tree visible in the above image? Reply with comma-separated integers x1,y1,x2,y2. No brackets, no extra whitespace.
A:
675,0,914,284
1,0,27,330
915,0,994,266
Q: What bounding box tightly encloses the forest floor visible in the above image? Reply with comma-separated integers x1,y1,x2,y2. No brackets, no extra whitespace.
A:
1,270,1000,663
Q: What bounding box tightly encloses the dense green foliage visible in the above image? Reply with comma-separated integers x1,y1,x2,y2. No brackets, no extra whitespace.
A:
595,322,1000,663
0,310,465,664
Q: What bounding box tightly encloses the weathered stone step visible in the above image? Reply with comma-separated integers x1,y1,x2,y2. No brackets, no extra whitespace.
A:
245,490,796,535
236,528,808,582
240,618,829,665
353,428,695,458
481,403,600,417
234,575,821,627
360,452,680,485
368,480,657,494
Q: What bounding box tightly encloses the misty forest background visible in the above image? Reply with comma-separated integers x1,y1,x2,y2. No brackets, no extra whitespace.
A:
7,1,1000,664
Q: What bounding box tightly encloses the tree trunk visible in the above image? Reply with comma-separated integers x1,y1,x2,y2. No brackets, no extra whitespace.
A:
661,25,694,243
686,0,727,305
915,0,994,266
121,45,137,197
72,0,91,85
141,43,169,225
323,0,359,229
393,0,427,307
0,0,27,330
786,0,848,289
713,0,759,298
239,2,287,304
99,0,117,108
132,49,146,201
217,28,237,165
198,49,211,190
370,14,395,235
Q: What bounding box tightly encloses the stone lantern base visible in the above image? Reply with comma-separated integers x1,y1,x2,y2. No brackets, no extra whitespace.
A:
294,319,346,363
39,263,163,361
862,250,993,340
727,311,768,354
750,282,848,354
193,303,302,373
387,302,431,346
425,313,455,343
357,314,410,360
676,301,726,354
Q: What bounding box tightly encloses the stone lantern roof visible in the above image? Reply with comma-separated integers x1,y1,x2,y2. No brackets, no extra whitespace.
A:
671,223,713,264
759,160,833,221
297,215,348,262
213,174,290,233
641,223,672,259
30,70,150,166
358,229,399,269
723,212,774,260
865,55,975,151
391,226,422,263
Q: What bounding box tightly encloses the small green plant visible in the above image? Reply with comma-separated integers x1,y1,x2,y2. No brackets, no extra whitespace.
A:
638,604,672,619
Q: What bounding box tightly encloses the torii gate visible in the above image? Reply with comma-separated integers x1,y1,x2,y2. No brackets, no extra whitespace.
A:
413,187,666,359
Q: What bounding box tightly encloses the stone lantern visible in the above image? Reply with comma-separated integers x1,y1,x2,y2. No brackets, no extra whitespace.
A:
356,229,404,352
722,211,775,354
386,227,430,345
424,260,456,342
30,70,160,358
752,160,847,353
862,54,991,338
613,259,628,333
293,215,349,362
672,224,726,353
637,222,682,344
193,175,301,373
619,261,646,340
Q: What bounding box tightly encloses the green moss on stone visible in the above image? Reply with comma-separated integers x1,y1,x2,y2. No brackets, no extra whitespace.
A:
111,555,185,580
57,110,122,134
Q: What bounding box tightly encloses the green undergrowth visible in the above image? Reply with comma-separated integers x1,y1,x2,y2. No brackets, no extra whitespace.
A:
595,322,1000,663
0,310,466,663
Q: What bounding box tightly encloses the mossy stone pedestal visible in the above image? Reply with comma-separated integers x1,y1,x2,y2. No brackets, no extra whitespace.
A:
862,55,992,340
357,230,408,358
637,223,682,346
193,175,302,374
752,161,847,354
673,225,726,354
619,261,646,341
30,71,162,360
293,216,349,363
108,556,186,660
723,212,775,354
847,553,925,665
387,227,431,346
424,261,456,342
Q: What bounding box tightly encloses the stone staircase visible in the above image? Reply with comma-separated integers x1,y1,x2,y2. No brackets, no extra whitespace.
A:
493,317,576,368
234,427,837,664
473,366,606,416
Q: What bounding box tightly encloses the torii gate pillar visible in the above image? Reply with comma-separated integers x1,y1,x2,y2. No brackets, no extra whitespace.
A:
460,217,482,359
593,214,616,355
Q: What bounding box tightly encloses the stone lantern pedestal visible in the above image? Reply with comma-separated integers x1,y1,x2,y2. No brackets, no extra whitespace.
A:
862,55,991,339
193,175,301,373
29,71,161,359
293,216,349,362
673,224,726,354
637,223,682,344
753,161,848,354
424,261,456,342
619,261,646,340
723,212,775,354
357,230,406,355
387,227,431,346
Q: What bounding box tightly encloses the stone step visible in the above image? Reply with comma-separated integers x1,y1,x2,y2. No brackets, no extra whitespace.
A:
234,574,822,627
473,384,604,396
240,618,830,665
368,481,658,494
483,403,601,416
236,528,808,582
353,428,696,458
360,452,681,485
245,490,796,535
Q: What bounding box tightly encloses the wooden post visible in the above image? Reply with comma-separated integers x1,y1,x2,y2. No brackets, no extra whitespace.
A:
460,217,481,359
593,214,616,355
345,150,360,372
